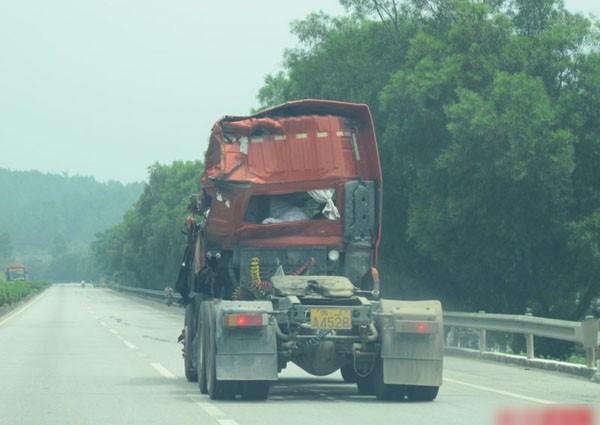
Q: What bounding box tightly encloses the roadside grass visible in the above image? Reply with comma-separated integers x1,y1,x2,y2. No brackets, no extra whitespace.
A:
0,280,49,307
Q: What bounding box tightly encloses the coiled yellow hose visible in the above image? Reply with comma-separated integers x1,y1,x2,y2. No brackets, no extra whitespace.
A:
250,256,261,284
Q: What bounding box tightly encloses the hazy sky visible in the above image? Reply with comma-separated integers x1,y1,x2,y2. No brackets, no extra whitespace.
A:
0,1,597,183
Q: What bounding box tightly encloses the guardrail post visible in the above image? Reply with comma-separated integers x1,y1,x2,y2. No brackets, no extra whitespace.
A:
581,316,598,368
525,312,534,360
478,310,486,353
446,327,456,347
525,334,534,360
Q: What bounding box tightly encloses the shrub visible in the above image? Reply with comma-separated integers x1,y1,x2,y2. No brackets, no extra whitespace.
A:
0,281,49,306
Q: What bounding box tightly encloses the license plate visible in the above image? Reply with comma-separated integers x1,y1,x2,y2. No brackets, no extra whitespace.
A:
310,309,352,330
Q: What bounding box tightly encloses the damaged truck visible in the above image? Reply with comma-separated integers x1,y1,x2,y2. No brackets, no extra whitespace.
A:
176,99,444,401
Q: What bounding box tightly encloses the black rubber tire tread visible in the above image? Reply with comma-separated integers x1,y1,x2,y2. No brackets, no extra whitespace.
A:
356,374,375,395
371,358,406,401
197,302,208,394
206,302,237,400
240,381,270,401
184,303,198,382
405,385,439,402
340,364,357,383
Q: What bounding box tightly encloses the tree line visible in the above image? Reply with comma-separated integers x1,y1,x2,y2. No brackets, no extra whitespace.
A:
92,161,203,290
257,0,600,320
0,168,143,281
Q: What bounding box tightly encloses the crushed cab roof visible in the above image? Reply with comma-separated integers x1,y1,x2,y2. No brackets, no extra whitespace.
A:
203,99,382,185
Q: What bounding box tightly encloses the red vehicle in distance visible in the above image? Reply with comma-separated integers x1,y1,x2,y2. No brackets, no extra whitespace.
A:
5,262,27,282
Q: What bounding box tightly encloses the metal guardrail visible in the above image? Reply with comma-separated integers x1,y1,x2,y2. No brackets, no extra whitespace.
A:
111,284,182,302
444,311,599,368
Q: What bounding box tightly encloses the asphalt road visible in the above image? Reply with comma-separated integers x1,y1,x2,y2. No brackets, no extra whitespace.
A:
1,284,598,425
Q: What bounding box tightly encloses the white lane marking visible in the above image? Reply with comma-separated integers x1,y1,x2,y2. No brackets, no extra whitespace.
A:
115,334,136,349
122,339,137,349
150,362,176,379
0,288,49,327
109,328,118,335
196,402,225,417
443,377,556,404
99,321,107,327
217,420,240,425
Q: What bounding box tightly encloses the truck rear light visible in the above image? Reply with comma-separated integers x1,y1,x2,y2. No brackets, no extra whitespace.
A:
223,313,266,328
394,320,438,334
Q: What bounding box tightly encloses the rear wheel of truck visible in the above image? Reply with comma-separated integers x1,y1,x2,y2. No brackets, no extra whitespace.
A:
356,373,375,395
340,365,357,383
197,302,208,394
361,358,406,401
184,303,198,382
374,363,406,401
405,385,439,402
206,302,237,400
240,381,270,401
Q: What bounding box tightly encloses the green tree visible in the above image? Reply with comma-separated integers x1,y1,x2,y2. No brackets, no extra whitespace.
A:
92,161,204,290
256,0,600,330
408,73,574,314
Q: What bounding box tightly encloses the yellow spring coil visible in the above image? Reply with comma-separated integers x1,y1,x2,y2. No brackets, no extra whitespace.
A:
250,256,261,284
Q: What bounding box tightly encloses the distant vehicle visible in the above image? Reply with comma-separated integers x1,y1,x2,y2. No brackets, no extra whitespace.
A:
5,263,27,282
176,100,444,401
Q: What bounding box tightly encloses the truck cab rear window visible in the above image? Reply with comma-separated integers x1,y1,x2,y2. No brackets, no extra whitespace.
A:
244,191,337,224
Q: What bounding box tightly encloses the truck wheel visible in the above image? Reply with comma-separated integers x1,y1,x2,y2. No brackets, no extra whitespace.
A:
372,359,406,401
406,385,439,402
240,381,270,401
356,372,375,395
184,304,198,382
340,365,357,383
197,302,208,394
206,302,237,400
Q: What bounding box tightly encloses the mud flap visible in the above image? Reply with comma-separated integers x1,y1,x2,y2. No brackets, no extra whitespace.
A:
376,299,444,387
213,300,278,381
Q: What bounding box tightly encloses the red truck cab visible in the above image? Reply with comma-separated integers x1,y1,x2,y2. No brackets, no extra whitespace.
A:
183,100,382,297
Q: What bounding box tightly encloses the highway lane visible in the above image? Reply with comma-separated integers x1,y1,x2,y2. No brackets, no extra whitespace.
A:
1,284,598,425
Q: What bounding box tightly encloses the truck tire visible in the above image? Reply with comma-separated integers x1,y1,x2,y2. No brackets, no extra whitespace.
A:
197,302,208,394
405,385,439,402
340,365,357,383
184,303,198,382
206,302,237,400
358,358,405,401
240,381,270,401
356,376,375,395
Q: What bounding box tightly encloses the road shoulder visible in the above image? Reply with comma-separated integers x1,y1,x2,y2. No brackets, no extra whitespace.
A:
0,285,51,324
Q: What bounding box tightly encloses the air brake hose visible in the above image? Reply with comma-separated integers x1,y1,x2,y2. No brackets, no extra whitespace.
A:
292,257,316,276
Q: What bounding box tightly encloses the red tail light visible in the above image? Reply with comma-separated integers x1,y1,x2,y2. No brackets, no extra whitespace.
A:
416,322,429,334
395,320,438,334
223,313,265,328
